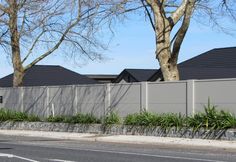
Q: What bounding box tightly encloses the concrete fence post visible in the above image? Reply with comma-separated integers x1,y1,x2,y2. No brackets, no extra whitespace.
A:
21,87,24,112
46,87,50,117
105,83,111,115
74,85,78,114
187,80,195,116
141,82,148,112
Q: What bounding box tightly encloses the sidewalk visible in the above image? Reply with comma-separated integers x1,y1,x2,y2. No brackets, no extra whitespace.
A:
0,130,236,150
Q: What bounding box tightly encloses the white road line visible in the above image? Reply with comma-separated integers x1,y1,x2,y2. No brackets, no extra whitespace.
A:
47,159,77,162
73,148,227,162
0,153,14,158
0,153,39,162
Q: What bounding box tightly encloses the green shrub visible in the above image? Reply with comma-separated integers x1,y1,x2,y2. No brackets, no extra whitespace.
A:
71,113,101,124
11,111,28,121
124,112,185,129
104,112,121,125
1,101,236,132
63,116,74,123
0,109,28,121
0,109,12,121
124,112,160,126
159,113,186,130
124,113,139,126
46,115,66,122
0,109,41,122
187,99,236,131
27,114,41,122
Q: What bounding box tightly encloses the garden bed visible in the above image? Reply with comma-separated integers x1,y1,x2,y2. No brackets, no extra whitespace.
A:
1,100,236,140
0,121,236,141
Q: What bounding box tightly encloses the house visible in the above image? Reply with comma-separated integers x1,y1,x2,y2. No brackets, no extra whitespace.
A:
113,69,157,83
0,65,98,87
85,74,118,83
149,47,236,81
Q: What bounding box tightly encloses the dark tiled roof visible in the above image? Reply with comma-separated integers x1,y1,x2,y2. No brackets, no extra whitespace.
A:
125,69,157,81
149,47,236,81
85,74,118,83
113,69,157,83
148,69,163,81
179,47,236,68
85,74,118,79
179,67,236,80
0,65,98,87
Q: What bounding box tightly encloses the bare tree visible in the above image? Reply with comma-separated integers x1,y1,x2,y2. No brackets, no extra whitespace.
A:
119,0,236,81
0,0,116,87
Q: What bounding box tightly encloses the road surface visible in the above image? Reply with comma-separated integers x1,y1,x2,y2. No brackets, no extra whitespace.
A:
0,134,235,162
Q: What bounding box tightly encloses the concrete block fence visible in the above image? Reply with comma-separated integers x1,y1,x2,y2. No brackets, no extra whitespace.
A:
0,78,236,118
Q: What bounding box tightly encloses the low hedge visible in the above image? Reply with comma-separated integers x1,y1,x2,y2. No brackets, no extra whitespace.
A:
46,113,101,124
0,109,40,122
124,107,236,131
1,103,236,131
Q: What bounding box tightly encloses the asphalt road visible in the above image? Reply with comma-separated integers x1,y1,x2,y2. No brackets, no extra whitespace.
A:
0,134,235,162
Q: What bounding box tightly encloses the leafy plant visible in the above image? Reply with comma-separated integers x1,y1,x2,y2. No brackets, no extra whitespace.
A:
0,109,12,121
27,114,41,122
46,115,66,122
11,111,28,121
187,99,236,132
124,113,139,126
104,112,121,125
159,113,186,131
71,113,101,124
0,109,41,122
124,112,160,127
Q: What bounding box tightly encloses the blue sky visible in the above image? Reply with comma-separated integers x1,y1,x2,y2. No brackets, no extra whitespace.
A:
0,15,236,78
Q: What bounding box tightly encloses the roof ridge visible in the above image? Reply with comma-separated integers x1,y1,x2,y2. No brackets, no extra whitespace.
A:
125,68,157,71
179,46,236,66
33,64,61,67
212,46,236,51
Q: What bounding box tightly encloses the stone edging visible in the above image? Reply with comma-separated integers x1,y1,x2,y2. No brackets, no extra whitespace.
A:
0,121,236,141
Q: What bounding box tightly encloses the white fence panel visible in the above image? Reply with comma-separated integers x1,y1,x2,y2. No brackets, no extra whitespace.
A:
148,82,187,115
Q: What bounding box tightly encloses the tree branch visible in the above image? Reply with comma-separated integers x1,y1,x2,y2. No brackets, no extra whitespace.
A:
169,0,188,25
24,1,82,70
22,30,45,64
141,0,155,31
170,0,195,64
0,4,9,14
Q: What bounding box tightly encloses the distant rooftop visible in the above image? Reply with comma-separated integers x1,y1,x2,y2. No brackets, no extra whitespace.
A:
179,47,236,68
85,74,118,83
150,46,236,81
113,69,157,83
0,65,98,87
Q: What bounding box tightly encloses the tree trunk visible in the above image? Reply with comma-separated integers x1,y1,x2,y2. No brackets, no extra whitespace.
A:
13,66,24,87
155,28,180,81
156,45,180,81
9,0,24,87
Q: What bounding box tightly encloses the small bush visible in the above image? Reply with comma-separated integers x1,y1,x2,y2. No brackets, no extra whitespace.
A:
124,113,139,126
0,109,41,122
124,112,160,126
187,108,236,131
0,109,27,121
0,109,11,121
11,111,28,121
159,113,186,130
186,99,236,131
46,115,66,123
71,113,101,124
27,114,41,122
46,113,100,124
104,112,121,125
